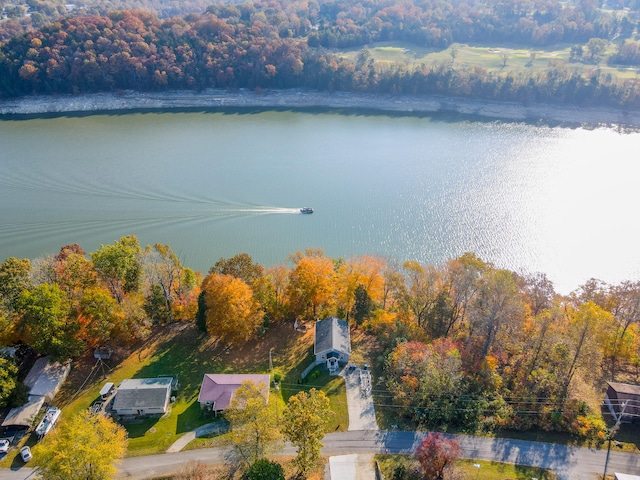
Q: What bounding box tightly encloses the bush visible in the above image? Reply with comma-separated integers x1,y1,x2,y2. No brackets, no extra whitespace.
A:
392,464,407,480
242,459,285,480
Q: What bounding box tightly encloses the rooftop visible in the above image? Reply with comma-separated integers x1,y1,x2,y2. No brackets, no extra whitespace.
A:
198,374,270,410
314,316,351,356
112,377,173,411
608,382,640,397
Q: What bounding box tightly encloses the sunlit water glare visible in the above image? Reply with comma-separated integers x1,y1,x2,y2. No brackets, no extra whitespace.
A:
1,111,639,294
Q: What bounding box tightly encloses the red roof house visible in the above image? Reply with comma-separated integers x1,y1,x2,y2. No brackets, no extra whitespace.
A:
197,374,270,412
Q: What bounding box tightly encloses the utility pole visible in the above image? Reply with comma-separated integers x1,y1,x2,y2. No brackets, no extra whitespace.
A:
269,348,273,375
603,400,628,480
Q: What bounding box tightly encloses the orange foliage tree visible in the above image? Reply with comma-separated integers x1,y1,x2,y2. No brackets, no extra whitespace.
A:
200,273,264,344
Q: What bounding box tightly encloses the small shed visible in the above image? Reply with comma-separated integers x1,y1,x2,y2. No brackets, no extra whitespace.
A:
197,374,270,412
94,347,112,360
24,357,71,403
1,397,45,429
112,378,172,416
314,316,351,373
604,382,640,423
100,382,115,400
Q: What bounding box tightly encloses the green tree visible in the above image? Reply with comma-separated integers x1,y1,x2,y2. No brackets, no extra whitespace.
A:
352,283,373,325
91,235,142,303
226,381,282,468
0,257,32,312
209,253,264,286
0,355,19,408
144,284,171,324
586,38,607,60
34,410,128,480
282,388,334,475
17,283,81,359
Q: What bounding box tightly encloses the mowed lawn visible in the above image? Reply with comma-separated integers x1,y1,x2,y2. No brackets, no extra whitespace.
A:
50,321,347,457
376,455,558,480
340,41,640,79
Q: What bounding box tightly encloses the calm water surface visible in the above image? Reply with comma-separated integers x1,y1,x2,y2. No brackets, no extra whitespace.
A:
1,110,639,293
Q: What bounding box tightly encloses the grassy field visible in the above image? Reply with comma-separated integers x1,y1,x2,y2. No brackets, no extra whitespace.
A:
340,41,640,79
0,320,351,463
376,454,558,480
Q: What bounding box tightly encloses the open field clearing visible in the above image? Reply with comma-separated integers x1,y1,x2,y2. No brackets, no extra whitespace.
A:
340,41,640,78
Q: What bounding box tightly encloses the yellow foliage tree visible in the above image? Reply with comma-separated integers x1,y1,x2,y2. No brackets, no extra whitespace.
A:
286,253,335,320
334,255,386,320
226,381,282,468
34,410,127,480
201,273,264,345
282,388,334,475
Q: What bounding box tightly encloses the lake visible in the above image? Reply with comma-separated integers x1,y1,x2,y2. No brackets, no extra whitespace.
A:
1,109,639,293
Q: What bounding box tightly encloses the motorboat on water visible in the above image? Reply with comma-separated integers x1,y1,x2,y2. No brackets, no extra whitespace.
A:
300,207,314,214
35,406,61,438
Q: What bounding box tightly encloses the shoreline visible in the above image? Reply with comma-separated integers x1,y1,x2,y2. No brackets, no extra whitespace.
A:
1,89,640,128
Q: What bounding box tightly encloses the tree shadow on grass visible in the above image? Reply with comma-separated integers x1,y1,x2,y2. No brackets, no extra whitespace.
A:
176,400,205,435
124,416,161,439
131,325,222,404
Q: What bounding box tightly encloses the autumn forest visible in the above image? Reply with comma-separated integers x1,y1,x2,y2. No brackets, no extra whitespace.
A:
2,0,640,107
1,237,639,442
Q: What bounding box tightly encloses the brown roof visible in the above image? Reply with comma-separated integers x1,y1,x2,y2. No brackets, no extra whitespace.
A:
1,397,45,428
608,382,640,397
197,374,270,411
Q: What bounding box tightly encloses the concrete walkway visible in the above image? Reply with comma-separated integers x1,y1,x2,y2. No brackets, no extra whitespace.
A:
328,454,376,480
165,422,227,453
342,368,379,431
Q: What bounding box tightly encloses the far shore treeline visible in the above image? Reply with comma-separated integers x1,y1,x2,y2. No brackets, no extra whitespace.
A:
2,0,640,107
2,235,640,440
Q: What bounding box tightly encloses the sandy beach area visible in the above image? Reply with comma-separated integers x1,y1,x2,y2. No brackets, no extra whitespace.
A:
1,89,639,128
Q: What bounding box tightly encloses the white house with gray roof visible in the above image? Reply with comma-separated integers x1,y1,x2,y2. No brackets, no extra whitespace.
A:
112,378,172,416
314,317,351,373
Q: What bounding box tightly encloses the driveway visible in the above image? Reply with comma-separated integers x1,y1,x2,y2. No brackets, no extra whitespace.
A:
342,367,378,431
328,367,378,480
328,454,376,480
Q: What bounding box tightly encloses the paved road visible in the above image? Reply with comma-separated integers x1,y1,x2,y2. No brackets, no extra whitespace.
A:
2,431,639,480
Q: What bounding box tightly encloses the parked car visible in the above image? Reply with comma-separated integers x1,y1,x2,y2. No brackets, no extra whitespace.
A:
19,446,32,462
0,439,9,454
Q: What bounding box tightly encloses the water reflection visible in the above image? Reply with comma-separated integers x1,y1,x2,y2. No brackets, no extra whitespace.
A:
1,111,639,293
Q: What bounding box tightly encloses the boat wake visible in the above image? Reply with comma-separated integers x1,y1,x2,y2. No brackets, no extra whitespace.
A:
233,207,301,215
